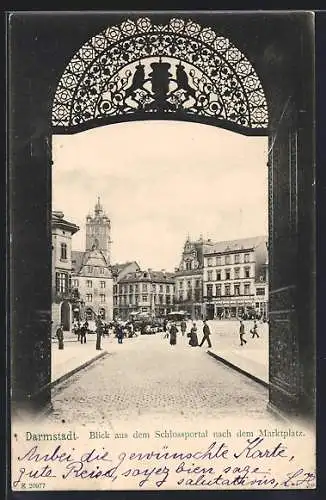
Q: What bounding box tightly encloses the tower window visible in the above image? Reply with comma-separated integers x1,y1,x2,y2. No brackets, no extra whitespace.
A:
60,243,67,260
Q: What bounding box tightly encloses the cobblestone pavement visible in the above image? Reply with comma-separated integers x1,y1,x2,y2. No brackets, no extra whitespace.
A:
46,331,273,426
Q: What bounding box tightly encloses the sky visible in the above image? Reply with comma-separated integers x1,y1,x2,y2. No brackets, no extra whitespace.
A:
52,121,268,270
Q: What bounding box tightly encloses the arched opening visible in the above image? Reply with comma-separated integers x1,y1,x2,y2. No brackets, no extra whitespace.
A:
60,300,70,331
10,13,315,423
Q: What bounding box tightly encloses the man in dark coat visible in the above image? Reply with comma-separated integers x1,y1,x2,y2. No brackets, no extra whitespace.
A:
117,323,124,344
56,324,64,350
80,322,87,344
199,320,212,348
250,319,260,338
239,319,247,346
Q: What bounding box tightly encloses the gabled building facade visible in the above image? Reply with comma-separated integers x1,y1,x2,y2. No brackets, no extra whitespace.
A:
70,199,114,322
173,236,215,319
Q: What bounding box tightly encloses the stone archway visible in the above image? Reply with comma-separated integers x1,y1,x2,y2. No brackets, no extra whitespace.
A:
10,13,315,419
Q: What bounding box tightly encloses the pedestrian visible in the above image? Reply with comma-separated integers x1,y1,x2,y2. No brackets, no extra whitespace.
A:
96,316,103,350
56,324,64,350
250,319,260,338
239,319,247,346
180,319,187,336
117,323,124,344
164,320,170,339
80,321,87,344
188,322,198,347
169,322,178,346
199,319,212,348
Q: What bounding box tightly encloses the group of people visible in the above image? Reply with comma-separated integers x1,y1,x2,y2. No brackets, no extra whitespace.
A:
239,318,260,346
163,319,212,348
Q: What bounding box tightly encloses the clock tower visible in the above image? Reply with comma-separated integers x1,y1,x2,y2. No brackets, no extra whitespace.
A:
85,197,112,264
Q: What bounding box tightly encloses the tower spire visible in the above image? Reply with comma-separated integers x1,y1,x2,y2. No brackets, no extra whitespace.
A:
95,196,103,216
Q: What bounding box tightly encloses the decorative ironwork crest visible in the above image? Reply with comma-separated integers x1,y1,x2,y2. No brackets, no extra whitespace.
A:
52,17,268,134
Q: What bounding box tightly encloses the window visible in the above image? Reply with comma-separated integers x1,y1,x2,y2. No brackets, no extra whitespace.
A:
179,291,184,301
60,243,67,260
234,267,240,279
207,284,213,297
225,269,231,280
88,266,93,273
99,267,104,274
56,272,68,292
244,283,250,295
216,284,221,296
216,271,221,281
100,294,106,303
244,267,250,278
166,295,171,304
113,285,117,294
166,285,170,293
235,254,240,264
159,295,163,304
216,256,222,265
160,285,163,292
129,294,133,304
225,285,231,296
152,284,156,292
73,279,79,288
129,284,133,293
187,290,192,300
225,255,231,265
142,295,148,302
135,284,139,293
234,284,240,296
100,281,105,289
195,280,200,288
244,253,250,263
185,261,192,270
207,270,213,281
208,257,213,267
86,293,92,302
113,297,117,305
86,280,92,288
142,284,147,292
256,287,265,296
179,281,184,289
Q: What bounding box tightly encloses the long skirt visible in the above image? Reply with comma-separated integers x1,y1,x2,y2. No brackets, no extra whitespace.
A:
189,333,198,346
170,333,177,345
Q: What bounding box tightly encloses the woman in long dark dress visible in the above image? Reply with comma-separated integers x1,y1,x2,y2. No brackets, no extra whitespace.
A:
189,323,198,347
169,323,178,346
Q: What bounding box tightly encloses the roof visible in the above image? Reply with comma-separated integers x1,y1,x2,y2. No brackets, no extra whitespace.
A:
119,269,175,284
71,251,86,274
204,236,267,255
52,211,79,235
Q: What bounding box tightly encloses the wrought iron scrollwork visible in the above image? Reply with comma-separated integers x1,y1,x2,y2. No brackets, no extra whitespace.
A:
52,17,268,132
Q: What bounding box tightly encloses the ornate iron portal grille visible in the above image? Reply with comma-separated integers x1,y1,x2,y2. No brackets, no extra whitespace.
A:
52,17,268,135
